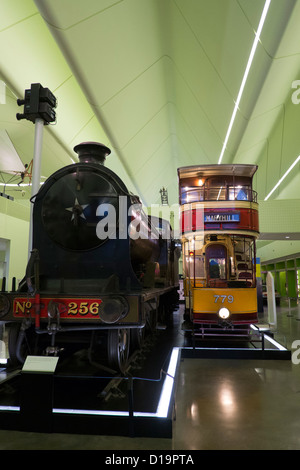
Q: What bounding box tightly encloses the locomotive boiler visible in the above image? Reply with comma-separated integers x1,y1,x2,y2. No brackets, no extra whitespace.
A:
0,142,179,372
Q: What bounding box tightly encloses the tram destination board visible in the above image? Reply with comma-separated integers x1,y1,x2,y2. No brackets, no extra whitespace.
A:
204,212,240,223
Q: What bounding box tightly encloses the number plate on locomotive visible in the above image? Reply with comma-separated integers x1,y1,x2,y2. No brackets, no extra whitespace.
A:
13,298,102,319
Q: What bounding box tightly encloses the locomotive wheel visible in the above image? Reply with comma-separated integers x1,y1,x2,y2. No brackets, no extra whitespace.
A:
107,328,130,373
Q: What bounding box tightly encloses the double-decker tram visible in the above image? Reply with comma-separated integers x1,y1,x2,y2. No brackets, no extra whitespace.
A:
178,164,259,338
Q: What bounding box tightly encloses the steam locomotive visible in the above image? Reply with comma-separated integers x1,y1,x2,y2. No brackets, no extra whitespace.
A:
0,142,180,372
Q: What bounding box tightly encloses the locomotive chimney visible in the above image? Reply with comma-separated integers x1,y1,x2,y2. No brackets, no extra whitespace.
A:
73,141,111,165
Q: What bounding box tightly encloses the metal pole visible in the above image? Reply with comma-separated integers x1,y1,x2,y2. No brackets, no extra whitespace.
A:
28,118,44,256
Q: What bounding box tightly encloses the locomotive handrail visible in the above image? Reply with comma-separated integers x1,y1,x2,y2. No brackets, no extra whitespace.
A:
180,186,258,204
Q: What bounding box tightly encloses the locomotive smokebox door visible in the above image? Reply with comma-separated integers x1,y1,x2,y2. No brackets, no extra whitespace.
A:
41,167,119,251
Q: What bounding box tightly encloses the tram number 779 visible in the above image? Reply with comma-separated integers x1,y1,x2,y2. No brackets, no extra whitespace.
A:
214,294,234,304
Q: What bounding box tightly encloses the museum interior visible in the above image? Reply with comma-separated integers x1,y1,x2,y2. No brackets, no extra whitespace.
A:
0,0,300,452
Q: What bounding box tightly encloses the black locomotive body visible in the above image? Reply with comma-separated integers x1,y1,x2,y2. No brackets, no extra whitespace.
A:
0,142,179,372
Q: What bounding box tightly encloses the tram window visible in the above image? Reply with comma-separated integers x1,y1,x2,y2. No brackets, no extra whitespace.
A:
229,186,249,200
188,190,203,203
185,255,205,277
236,187,248,200
206,244,227,280
181,187,204,203
196,256,205,277
209,258,226,279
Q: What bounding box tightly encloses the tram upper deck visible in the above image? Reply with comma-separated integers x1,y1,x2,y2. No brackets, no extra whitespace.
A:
178,164,258,203
178,164,259,237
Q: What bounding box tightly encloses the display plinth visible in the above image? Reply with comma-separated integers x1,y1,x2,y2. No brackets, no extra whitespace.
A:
20,356,59,432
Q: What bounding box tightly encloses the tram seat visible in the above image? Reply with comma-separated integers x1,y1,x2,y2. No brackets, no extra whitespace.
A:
209,279,228,287
237,263,248,270
238,272,252,279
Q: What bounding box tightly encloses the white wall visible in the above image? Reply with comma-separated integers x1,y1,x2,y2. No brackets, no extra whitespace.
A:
0,198,29,289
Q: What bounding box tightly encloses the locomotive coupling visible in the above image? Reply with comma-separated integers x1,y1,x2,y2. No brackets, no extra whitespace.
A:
45,346,64,356
47,300,61,335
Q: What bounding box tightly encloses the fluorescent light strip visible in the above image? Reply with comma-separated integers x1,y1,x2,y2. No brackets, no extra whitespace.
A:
0,183,43,187
263,334,287,351
250,325,287,350
0,405,20,412
0,183,29,187
156,347,179,417
250,324,269,332
218,0,271,164
264,155,300,200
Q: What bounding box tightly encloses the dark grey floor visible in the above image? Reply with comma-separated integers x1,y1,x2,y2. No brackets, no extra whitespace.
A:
0,299,300,450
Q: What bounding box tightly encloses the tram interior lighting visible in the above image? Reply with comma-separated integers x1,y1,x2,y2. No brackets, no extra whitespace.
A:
264,155,300,200
218,0,271,165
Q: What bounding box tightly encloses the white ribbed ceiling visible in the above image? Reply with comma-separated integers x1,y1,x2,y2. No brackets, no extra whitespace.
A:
0,0,300,214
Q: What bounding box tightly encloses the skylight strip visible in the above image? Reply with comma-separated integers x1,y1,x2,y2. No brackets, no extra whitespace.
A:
0,183,30,187
218,0,271,164
0,182,44,187
264,155,300,200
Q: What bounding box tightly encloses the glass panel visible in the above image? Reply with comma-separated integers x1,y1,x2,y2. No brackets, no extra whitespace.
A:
228,186,250,200
180,185,256,203
185,255,205,278
209,258,226,279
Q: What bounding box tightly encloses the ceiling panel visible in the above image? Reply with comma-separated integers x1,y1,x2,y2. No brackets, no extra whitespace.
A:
0,129,24,173
0,0,299,261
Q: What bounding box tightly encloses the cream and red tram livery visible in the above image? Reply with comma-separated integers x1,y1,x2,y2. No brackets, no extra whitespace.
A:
178,164,259,335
